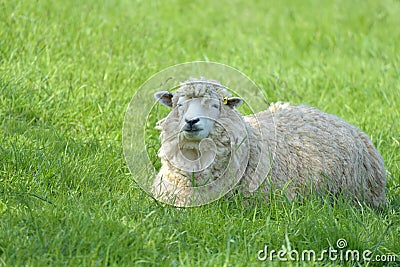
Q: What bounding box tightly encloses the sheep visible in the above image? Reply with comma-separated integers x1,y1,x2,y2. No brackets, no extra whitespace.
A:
152,78,387,208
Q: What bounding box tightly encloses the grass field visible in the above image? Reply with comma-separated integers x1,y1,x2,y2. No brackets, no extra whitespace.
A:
1,0,400,266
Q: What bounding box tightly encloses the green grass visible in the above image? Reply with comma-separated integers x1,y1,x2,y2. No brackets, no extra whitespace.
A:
1,0,399,266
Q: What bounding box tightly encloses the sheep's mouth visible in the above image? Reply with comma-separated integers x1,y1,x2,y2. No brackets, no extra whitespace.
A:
182,127,204,139
183,125,203,133
183,129,203,135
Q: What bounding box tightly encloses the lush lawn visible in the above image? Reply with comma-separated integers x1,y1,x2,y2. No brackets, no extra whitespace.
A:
1,0,399,266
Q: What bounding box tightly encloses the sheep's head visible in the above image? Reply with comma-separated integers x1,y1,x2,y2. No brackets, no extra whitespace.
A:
154,79,243,141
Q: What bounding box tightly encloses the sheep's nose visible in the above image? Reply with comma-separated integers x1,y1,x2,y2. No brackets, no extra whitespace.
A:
185,117,200,127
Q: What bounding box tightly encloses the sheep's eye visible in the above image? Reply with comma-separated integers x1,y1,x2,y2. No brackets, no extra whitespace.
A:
212,104,219,109
177,103,183,107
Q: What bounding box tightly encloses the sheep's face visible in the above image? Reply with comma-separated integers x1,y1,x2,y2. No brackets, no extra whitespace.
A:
176,96,220,140
154,91,242,141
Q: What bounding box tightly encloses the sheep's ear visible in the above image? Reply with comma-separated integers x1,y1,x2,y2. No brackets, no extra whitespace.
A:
154,91,173,108
225,97,243,108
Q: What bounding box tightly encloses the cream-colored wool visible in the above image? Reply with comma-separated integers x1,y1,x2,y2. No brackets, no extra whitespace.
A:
152,79,387,207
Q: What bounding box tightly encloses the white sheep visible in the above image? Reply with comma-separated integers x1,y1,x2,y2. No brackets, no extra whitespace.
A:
152,78,387,207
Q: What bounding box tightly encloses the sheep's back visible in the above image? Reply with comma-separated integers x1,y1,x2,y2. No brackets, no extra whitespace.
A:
246,103,386,207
